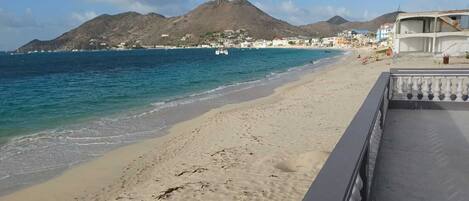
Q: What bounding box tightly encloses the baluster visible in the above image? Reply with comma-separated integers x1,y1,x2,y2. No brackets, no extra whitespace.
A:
465,78,469,102
444,77,452,101
412,77,420,100
417,77,423,99
407,77,413,100
396,77,404,99
456,77,464,102
349,175,363,201
433,77,441,101
422,77,430,100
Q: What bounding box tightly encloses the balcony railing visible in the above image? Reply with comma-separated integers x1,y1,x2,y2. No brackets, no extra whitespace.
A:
302,72,390,201
390,68,469,101
302,68,469,201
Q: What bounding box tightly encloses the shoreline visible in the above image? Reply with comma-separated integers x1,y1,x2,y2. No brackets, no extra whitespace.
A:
0,50,345,199
3,50,467,201
8,46,342,55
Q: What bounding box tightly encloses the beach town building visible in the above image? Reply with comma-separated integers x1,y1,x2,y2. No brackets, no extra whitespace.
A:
376,23,395,42
339,29,371,39
284,37,301,45
272,38,289,47
253,39,271,48
240,41,252,48
297,36,312,46
393,10,469,56
333,29,377,48
334,37,351,48
351,29,371,37
353,34,375,47
321,37,336,47
310,38,321,47
117,42,126,50
376,23,395,48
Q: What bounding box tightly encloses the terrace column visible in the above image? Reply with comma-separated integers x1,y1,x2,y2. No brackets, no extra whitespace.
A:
432,17,438,54
394,20,400,54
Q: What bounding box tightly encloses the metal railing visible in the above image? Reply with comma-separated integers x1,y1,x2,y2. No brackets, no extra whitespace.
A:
302,68,469,201
302,72,390,201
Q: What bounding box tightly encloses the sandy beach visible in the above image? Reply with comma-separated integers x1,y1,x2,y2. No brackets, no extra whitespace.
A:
2,49,469,201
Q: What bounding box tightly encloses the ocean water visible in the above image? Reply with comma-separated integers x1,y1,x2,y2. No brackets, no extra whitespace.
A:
0,48,341,194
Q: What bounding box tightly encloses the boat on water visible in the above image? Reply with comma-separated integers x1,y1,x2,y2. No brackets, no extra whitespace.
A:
215,48,229,55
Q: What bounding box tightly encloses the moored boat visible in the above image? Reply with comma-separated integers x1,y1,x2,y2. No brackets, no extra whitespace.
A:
215,48,229,55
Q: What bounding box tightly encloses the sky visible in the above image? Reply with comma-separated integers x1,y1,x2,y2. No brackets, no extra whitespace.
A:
0,0,468,50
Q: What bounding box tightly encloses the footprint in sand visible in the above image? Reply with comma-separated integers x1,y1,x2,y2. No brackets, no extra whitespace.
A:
274,151,328,172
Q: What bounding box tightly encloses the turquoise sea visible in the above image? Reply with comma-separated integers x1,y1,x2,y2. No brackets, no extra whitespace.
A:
0,48,341,194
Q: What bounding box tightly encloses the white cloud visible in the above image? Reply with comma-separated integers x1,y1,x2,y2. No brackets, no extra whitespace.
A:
401,0,469,12
71,11,98,23
0,8,41,29
254,0,352,25
0,8,70,50
279,0,299,13
97,0,156,13
85,0,198,16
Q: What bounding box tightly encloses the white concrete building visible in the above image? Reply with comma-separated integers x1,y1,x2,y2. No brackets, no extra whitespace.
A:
310,38,321,47
394,10,469,56
285,37,301,45
253,40,270,48
240,41,253,48
272,38,289,47
321,37,336,47
377,23,395,42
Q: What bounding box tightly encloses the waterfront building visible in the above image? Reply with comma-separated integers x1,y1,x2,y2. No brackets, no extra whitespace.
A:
394,10,469,56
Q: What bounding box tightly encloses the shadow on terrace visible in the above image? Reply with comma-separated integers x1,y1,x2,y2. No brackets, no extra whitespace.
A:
303,68,469,201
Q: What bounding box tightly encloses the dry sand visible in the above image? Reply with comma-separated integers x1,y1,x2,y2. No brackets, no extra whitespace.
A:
2,50,469,201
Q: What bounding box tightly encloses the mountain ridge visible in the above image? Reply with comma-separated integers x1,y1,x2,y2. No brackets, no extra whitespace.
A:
18,0,401,52
327,15,349,25
300,11,403,37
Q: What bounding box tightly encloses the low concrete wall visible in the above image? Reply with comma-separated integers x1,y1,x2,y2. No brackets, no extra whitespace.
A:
400,20,424,34
437,36,469,56
399,38,426,52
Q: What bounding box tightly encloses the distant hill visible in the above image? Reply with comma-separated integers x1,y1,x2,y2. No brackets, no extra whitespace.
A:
300,11,402,37
18,0,307,52
18,0,402,52
19,12,168,52
327,15,349,25
340,11,403,31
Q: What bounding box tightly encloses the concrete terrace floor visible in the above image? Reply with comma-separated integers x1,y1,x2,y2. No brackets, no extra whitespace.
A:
371,109,469,201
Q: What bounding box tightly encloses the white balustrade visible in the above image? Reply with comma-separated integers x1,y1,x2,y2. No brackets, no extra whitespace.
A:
391,75,469,102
